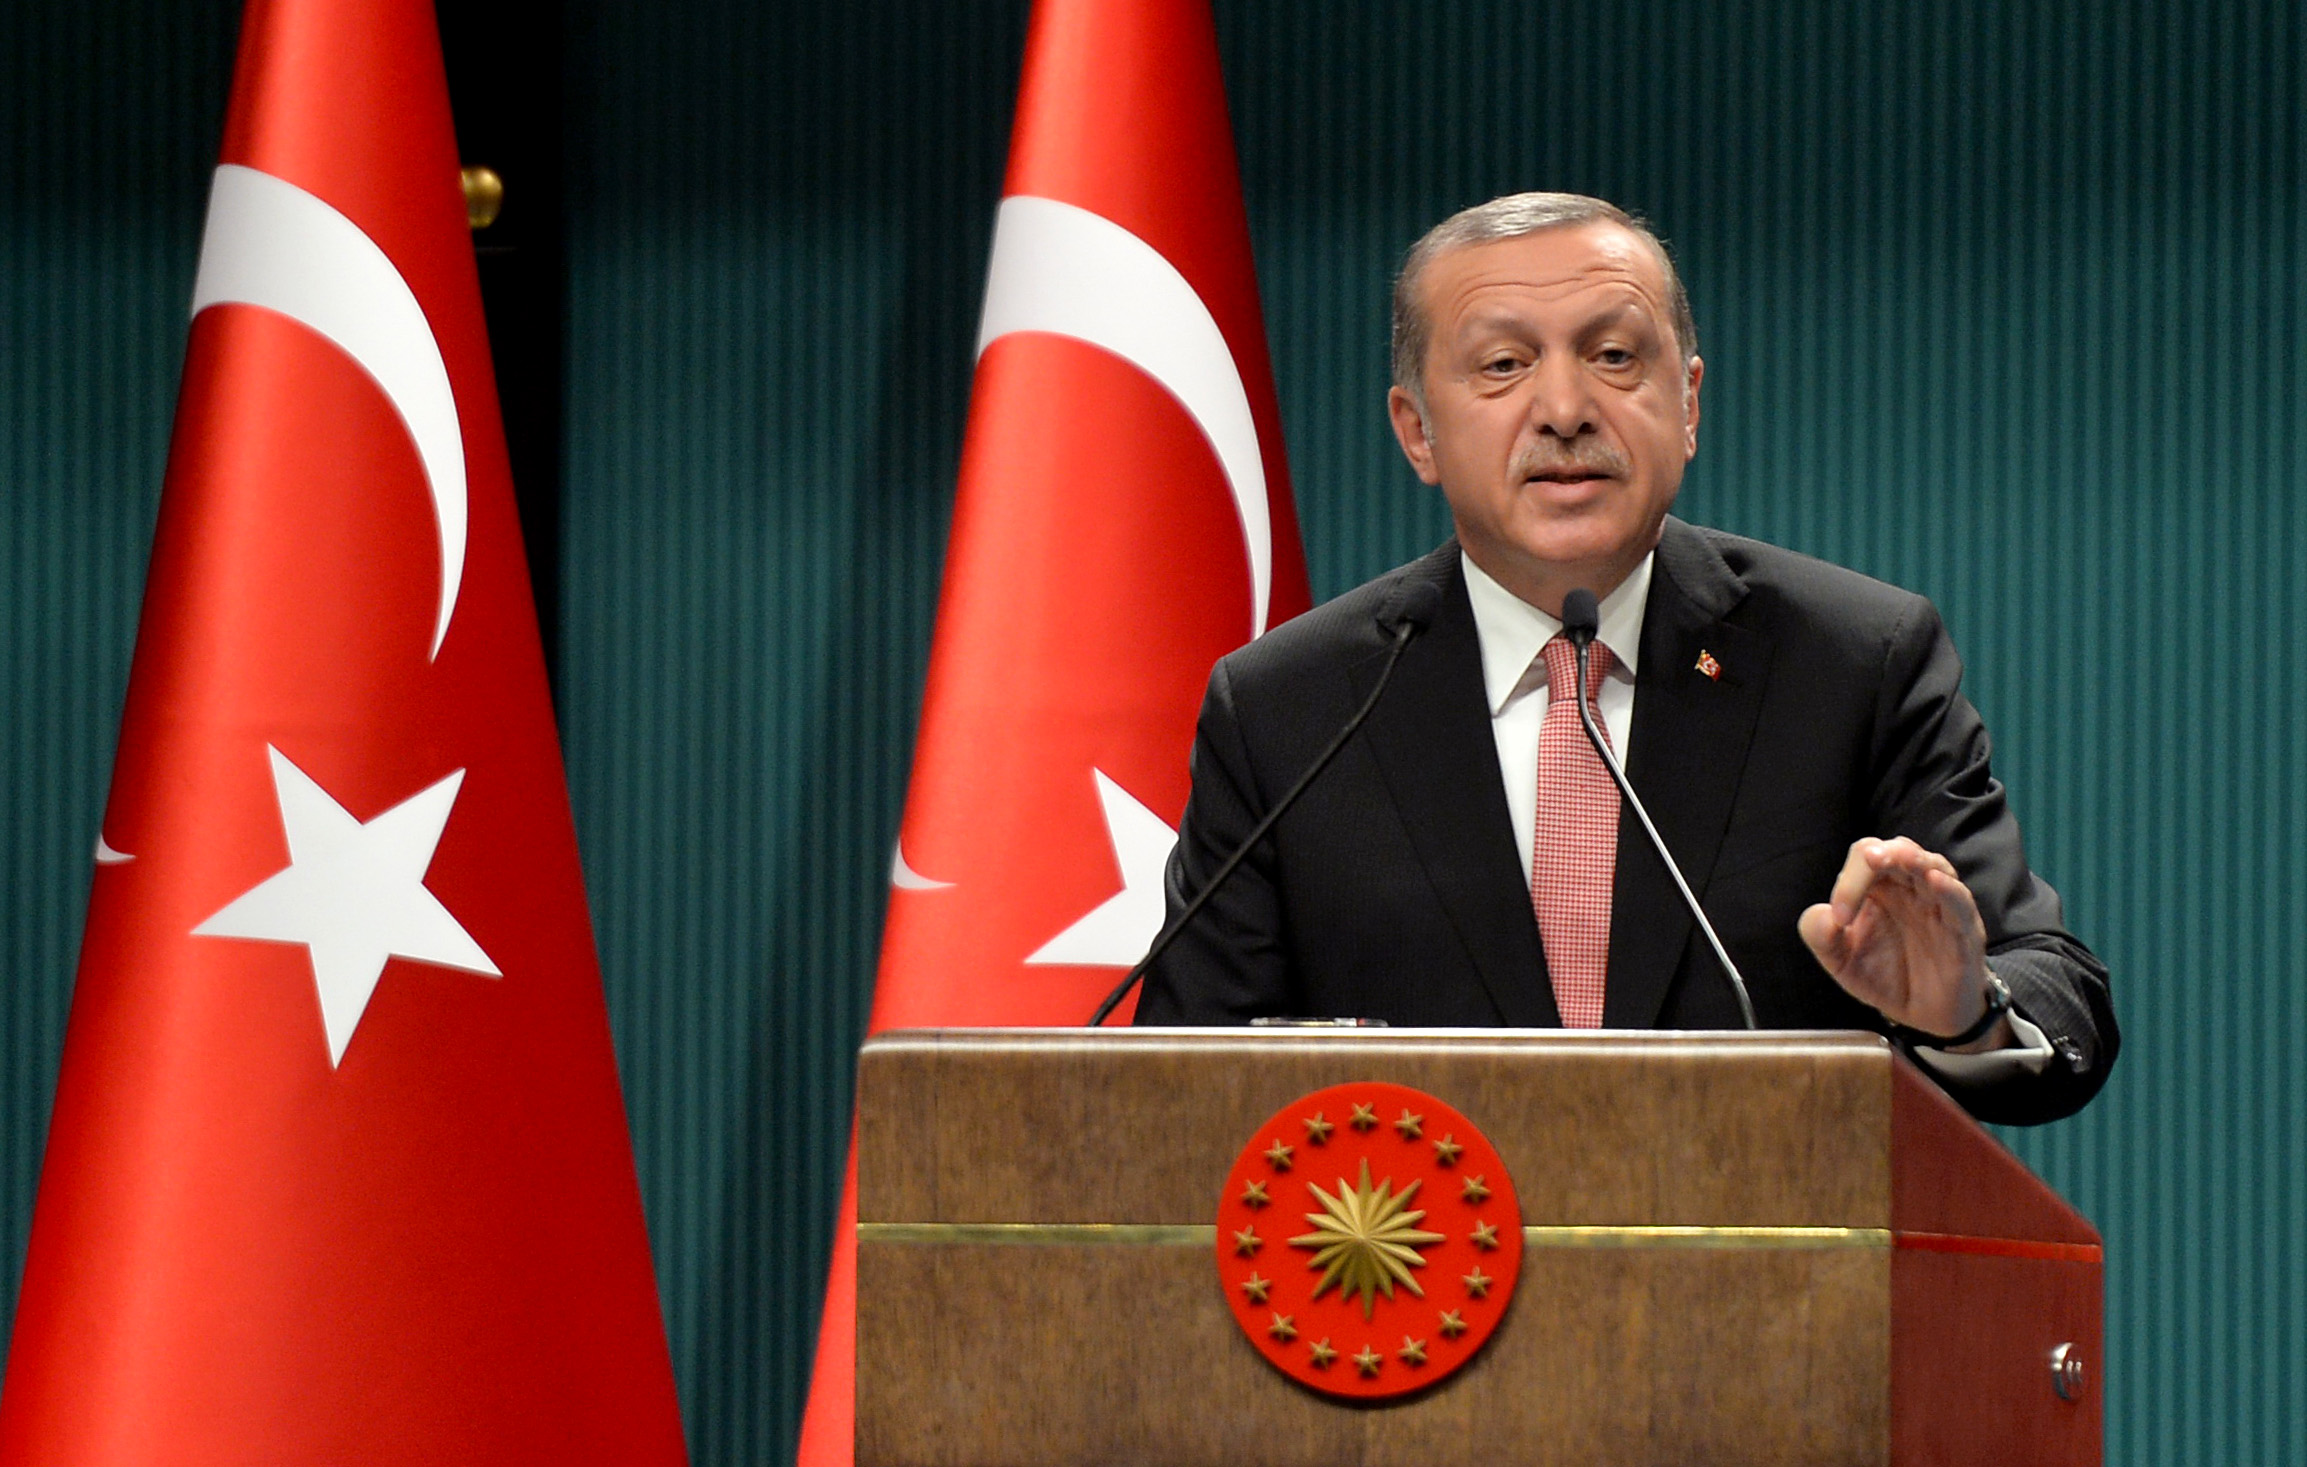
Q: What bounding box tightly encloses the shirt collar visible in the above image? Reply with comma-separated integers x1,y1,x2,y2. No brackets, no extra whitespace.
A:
1461,549,1653,716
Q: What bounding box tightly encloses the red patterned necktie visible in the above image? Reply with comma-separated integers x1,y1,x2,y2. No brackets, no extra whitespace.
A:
1533,635,1619,1027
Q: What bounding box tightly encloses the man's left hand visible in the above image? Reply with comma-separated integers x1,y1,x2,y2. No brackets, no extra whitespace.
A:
1797,837,2014,1052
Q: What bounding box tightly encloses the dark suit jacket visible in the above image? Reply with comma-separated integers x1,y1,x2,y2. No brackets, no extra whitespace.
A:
1135,518,2118,1125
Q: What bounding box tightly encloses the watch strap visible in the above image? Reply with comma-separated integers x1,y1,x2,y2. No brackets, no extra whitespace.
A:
1889,970,2013,1049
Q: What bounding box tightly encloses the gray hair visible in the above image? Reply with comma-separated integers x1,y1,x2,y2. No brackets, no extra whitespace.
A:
1389,192,1698,408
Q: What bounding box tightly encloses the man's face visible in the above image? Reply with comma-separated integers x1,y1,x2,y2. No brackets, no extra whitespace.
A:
1388,221,1702,614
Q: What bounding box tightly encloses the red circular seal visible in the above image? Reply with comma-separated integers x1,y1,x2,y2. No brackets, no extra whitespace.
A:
1215,1081,1522,1399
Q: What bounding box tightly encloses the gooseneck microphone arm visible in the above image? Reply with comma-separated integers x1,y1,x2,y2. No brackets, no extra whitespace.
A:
1560,588,1758,1031
1087,583,1444,1027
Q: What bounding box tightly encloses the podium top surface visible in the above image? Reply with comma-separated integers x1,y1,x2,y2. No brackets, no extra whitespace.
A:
856,1028,2096,1247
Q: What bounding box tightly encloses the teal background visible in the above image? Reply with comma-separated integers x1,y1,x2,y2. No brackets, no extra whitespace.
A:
4,0,2302,1461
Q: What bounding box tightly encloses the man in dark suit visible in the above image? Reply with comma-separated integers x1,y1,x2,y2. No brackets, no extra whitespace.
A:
1134,193,2116,1125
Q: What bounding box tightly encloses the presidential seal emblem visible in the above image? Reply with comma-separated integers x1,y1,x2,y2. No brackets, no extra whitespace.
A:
1215,1081,1522,1399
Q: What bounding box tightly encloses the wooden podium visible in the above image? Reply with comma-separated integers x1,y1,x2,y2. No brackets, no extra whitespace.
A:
854,1028,2100,1466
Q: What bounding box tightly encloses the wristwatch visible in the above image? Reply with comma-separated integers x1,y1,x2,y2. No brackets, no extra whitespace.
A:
1888,969,2013,1049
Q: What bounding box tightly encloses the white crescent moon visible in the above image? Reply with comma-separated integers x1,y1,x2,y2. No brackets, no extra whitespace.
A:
190,164,467,660
976,195,1275,637
889,839,954,890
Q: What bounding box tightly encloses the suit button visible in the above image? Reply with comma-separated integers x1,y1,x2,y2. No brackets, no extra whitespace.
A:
2058,1041,2085,1072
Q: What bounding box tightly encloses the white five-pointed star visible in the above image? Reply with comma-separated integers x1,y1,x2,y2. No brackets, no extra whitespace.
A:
193,745,500,1066
1025,769,1176,967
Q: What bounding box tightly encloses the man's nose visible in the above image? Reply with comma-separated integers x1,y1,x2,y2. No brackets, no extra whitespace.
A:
1527,356,1599,440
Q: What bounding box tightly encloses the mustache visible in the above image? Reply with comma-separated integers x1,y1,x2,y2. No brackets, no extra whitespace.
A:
1512,442,1630,481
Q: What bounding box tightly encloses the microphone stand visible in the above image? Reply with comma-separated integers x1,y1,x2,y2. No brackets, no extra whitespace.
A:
1087,586,1439,1027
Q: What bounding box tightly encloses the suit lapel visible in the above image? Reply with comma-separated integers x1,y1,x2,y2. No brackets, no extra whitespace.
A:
1604,520,1773,1027
1356,546,1556,1026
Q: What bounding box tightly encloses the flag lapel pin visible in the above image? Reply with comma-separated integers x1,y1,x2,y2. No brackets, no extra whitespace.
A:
1695,649,1723,681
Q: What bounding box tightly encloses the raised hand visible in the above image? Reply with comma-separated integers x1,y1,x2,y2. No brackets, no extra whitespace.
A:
1797,837,2011,1051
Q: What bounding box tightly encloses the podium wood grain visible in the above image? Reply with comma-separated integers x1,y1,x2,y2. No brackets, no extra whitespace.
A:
854,1029,2100,1467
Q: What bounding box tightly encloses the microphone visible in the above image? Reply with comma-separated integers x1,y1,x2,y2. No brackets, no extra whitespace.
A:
1088,580,1446,1026
1560,588,1757,1030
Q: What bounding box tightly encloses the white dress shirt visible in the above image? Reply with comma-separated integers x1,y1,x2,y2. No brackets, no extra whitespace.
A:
1457,550,2049,1076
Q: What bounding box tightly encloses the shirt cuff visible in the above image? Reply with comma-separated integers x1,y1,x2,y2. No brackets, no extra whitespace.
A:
1910,1008,2054,1083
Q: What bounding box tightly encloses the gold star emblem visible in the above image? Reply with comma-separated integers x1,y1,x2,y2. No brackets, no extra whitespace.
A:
1233,1226,1263,1257
1469,1220,1499,1250
1290,1158,1447,1318
1349,1102,1379,1131
1268,1312,1298,1343
1241,1180,1269,1209
1462,1267,1492,1298
1264,1139,1294,1171
1393,1109,1423,1140
1398,1336,1428,1366
1302,1112,1334,1144
1438,1309,1468,1339
1308,1338,1336,1369
1353,1345,1384,1377
1241,1271,1270,1304
1460,1174,1490,1204
1431,1134,1462,1166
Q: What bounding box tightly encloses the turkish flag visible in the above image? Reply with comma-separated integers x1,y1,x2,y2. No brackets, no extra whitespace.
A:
0,1,685,1461
795,0,1310,1458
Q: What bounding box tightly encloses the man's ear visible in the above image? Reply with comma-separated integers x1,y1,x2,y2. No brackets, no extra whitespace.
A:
1682,356,1704,460
1387,385,1443,485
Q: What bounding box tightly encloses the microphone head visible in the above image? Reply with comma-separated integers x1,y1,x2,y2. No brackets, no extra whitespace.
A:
1388,580,1446,635
1560,588,1601,644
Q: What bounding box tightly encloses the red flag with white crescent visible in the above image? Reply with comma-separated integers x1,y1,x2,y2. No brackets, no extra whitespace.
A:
797,0,1310,1458
0,1,686,1460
